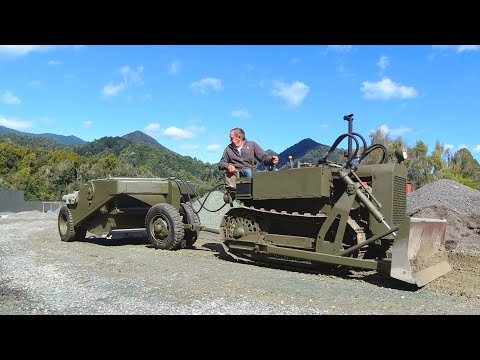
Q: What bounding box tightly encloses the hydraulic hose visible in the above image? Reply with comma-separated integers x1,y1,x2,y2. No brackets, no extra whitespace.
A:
350,131,368,153
172,177,228,214
317,133,360,167
360,143,388,164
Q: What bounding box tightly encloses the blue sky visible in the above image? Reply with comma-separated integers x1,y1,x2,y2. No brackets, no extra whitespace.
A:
1,45,479,165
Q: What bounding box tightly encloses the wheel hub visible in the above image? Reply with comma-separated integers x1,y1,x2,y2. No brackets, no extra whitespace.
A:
153,217,170,240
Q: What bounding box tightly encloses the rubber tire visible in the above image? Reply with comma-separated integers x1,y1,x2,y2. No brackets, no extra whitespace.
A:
145,203,185,250
180,203,200,248
58,205,78,242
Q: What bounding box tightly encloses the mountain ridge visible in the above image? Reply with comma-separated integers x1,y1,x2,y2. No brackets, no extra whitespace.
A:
0,125,173,152
0,125,86,145
0,125,342,166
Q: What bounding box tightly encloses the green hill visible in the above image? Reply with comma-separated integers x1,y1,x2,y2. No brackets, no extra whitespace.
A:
122,130,171,152
0,125,85,145
277,138,344,168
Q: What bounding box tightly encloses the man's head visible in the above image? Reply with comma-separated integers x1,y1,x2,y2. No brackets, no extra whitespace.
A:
229,128,245,148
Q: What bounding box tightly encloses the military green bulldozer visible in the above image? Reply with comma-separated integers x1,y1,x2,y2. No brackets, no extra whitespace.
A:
57,177,216,250
220,115,451,287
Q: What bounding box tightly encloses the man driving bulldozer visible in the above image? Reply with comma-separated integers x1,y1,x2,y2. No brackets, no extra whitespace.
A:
218,127,278,190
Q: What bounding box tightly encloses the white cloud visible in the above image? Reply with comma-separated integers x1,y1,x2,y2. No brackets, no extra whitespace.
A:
444,144,455,151
290,57,301,64
320,123,328,128
48,60,62,65
1,90,21,105
376,124,412,136
144,123,205,139
142,94,152,101
144,123,161,132
327,45,352,52
0,45,82,58
361,77,419,100
473,145,480,153
458,144,468,150
162,125,206,140
120,65,144,85
0,45,50,57
169,60,180,74
101,82,126,97
83,120,92,128
458,45,480,52
377,55,389,70
232,109,251,118
433,45,480,53
0,116,33,130
271,80,309,108
190,77,223,94
379,124,390,134
179,144,199,150
101,65,144,98
206,144,221,151
163,126,195,139
390,126,412,136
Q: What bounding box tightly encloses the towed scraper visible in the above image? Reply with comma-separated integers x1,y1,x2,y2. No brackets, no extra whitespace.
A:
58,177,219,250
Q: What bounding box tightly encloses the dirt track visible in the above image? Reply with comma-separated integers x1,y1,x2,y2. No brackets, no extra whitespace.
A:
1,211,480,315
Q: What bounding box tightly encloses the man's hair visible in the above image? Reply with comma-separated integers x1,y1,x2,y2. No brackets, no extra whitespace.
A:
230,128,245,140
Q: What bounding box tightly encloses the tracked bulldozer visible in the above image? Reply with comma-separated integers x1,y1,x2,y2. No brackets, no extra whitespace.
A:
220,114,451,287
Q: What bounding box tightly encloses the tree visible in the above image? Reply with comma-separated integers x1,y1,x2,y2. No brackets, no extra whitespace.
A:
451,148,479,179
429,141,445,178
362,129,407,165
405,140,432,187
442,148,480,189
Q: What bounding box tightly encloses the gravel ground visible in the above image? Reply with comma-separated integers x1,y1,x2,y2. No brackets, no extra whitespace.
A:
1,209,480,315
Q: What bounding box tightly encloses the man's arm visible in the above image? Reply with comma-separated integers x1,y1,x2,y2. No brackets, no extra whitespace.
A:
252,141,277,165
218,148,231,170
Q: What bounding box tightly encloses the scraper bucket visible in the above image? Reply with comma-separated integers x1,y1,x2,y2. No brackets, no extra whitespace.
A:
390,216,451,287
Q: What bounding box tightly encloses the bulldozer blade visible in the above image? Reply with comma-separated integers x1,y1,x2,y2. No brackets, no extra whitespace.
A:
390,216,451,287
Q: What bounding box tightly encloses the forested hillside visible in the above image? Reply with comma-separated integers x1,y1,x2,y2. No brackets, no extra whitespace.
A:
0,135,223,201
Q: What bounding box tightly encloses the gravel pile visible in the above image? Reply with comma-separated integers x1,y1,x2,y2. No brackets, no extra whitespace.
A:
407,179,480,251
407,179,480,217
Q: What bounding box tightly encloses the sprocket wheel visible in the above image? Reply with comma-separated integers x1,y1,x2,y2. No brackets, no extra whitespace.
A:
224,210,260,239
